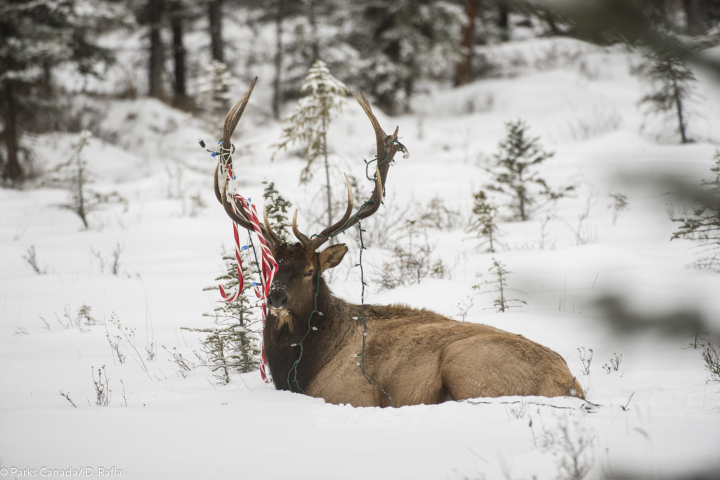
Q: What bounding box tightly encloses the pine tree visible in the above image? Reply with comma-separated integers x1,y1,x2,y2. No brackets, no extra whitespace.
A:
671,150,720,270
473,258,526,313
197,60,236,115
468,190,500,253
196,247,263,382
262,181,292,242
639,45,697,144
43,131,126,229
349,0,464,114
274,60,348,231
486,119,572,221
0,0,116,184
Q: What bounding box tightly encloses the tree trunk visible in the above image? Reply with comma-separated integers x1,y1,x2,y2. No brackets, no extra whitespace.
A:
305,0,320,63
171,6,191,110
148,0,165,99
497,0,509,41
322,116,334,240
1,83,22,183
683,0,705,35
673,78,688,143
208,0,224,63
454,0,478,87
272,0,285,120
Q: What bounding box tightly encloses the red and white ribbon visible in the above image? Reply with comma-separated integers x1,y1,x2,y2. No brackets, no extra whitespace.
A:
219,160,278,382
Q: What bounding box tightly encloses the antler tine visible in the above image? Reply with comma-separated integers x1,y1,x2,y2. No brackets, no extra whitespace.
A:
292,210,311,247
222,77,257,151
263,207,281,249
308,174,355,250
213,78,260,233
336,90,403,231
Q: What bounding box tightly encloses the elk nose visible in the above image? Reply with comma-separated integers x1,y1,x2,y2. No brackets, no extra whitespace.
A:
268,292,287,310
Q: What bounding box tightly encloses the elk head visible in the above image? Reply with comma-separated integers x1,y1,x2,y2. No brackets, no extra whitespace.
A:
213,79,404,333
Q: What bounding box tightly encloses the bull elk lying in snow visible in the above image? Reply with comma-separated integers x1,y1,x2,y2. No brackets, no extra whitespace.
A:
213,79,584,407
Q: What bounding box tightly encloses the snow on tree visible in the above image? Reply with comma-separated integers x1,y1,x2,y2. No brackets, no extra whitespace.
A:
639,43,697,144
273,59,348,232
263,181,292,242
0,0,118,184
197,59,237,115
194,246,264,382
349,0,464,114
486,119,573,222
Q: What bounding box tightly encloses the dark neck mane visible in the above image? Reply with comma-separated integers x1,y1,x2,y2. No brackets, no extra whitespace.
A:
263,278,358,392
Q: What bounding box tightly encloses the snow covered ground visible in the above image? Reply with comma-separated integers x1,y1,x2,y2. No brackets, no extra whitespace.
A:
1,37,720,479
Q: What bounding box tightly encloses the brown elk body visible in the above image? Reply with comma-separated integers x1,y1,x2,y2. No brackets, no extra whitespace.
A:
214,79,584,408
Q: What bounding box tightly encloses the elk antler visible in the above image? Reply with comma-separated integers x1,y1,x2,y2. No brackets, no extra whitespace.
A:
213,78,281,249
292,90,406,251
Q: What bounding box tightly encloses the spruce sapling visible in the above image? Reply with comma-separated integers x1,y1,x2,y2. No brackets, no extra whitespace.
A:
671,150,720,270
468,190,501,252
191,247,263,382
473,258,526,312
486,120,572,221
639,44,697,144
262,181,292,241
197,60,236,116
43,131,125,229
273,60,349,232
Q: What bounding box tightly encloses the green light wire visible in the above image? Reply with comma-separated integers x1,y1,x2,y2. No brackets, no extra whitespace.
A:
286,138,405,406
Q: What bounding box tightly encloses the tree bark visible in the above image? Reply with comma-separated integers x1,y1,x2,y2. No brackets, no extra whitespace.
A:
148,0,165,99
208,0,224,63
322,116,334,240
171,5,191,110
305,0,320,63
1,82,22,183
454,0,479,87
497,0,509,41
272,0,285,120
683,0,705,35
672,78,688,143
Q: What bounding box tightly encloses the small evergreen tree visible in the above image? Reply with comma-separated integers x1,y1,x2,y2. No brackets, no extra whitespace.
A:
262,181,292,242
197,59,236,115
473,258,526,313
468,190,501,253
273,60,348,231
639,45,697,144
43,131,126,229
195,247,263,382
671,150,720,270
486,119,572,221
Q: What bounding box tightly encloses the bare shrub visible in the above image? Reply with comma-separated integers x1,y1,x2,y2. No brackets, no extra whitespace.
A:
537,416,595,480
702,342,720,382
602,353,622,373
578,347,593,375
92,366,111,406
22,245,48,274
43,131,126,229
566,107,622,141
162,345,195,378
54,304,98,329
373,219,446,291
609,193,629,225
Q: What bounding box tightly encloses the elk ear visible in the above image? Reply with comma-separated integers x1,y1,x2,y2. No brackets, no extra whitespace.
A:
318,244,348,272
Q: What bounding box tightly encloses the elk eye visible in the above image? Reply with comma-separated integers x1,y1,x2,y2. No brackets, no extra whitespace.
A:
305,269,314,277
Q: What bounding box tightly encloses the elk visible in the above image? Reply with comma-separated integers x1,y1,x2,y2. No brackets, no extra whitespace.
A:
213,79,584,407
